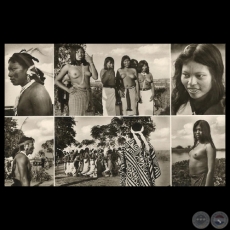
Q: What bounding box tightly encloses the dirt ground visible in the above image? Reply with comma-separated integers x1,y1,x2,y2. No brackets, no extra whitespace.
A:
55,160,170,187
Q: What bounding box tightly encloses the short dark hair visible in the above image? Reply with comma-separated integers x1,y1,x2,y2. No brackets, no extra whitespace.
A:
131,122,143,132
18,136,34,145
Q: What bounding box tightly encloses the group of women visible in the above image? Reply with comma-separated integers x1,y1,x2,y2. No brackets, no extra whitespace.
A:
62,147,121,178
54,45,157,116
7,44,225,116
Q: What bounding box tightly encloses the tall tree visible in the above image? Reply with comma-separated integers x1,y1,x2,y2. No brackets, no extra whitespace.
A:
4,117,24,157
55,117,77,157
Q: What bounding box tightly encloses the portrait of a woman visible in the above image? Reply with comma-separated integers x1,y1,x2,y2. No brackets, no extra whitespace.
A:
55,45,98,116
171,44,225,115
116,55,140,115
189,120,216,186
137,60,155,115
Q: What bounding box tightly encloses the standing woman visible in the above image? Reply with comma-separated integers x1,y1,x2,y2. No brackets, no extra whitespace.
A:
137,60,155,115
116,55,140,115
55,45,98,116
100,57,116,116
8,50,53,116
189,120,216,186
171,44,225,115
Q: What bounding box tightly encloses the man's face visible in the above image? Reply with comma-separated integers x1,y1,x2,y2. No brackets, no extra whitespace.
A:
8,61,28,86
24,140,34,155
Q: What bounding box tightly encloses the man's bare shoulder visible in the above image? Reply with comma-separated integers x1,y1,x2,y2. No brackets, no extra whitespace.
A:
14,153,28,163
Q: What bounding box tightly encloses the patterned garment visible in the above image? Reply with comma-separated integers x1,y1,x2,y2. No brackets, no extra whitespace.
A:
68,87,89,116
190,172,208,186
120,139,161,186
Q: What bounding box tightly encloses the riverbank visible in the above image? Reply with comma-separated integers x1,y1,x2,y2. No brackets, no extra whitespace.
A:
172,158,225,186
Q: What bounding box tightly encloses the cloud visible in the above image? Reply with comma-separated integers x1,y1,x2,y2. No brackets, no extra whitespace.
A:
36,63,53,73
94,52,105,56
81,125,92,134
153,57,170,67
171,135,176,139
40,46,53,55
36,119,54,136
137,44,169,55
215,116,225,127
110,48,130,56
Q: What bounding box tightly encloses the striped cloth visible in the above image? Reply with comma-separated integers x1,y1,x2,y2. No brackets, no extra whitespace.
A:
68,87,89,116
119,139,161,186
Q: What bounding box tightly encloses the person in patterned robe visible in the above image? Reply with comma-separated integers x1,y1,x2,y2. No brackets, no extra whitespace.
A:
119,122,161,186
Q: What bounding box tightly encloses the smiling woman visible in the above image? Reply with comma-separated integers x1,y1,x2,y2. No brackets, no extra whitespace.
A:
171,44,225,115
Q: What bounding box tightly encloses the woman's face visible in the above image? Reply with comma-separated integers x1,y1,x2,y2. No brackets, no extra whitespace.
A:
123,59,130,68
181,60,212,99
8,61,28,86
142,64,148,73
107,61,114,69
75,48,85,61
194,124,202,141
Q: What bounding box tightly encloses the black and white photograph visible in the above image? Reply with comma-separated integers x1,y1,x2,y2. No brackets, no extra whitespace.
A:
55,116,170,186
171,44,225,115
4,117,54,186
171,116,225,186
4,44,54,116
54,44,170,116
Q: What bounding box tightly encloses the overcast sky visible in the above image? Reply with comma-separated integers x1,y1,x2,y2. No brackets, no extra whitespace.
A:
12,116,54,157
64,116,170,151
85,44,170,80
5,44,54,106
171,116,225,149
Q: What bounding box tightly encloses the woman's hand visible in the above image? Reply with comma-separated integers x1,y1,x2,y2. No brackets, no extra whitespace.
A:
85,53,94,64
150,95,154,102
68,87,76,94
135,94,140,103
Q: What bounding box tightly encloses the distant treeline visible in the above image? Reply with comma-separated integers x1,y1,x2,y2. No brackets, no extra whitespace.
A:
172,147,225,153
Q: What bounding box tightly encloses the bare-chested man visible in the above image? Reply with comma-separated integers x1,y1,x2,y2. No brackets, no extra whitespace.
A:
189,120,216,186
11,136,35,186
8,50,53,116
116,55,140,115
55,45,98,116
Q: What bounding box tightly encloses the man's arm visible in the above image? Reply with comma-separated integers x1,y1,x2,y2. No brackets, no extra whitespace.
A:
17,156,30,186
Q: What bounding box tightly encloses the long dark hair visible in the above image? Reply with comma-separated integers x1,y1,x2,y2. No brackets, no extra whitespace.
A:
190,120,216,151
104,57,114,70
130,59,138,69
171,44,225,114
70,45,88,66
137,60,150,74
121,55,131,69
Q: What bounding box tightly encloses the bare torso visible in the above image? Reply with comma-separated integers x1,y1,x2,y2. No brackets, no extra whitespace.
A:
189,143,208,175
68,64,92,89
12,153,32,186
138,73,153,90
17,82,53,116
118,68,137,88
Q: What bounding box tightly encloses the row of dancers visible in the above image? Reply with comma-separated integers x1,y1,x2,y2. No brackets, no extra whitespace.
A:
61,147,121,178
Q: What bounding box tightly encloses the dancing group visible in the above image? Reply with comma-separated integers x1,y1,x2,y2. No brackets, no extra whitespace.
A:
55,45,159,116
61,147,121,178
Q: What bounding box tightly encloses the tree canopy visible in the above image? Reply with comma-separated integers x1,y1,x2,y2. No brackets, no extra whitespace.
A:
4,117,24,157
55,117,77,153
